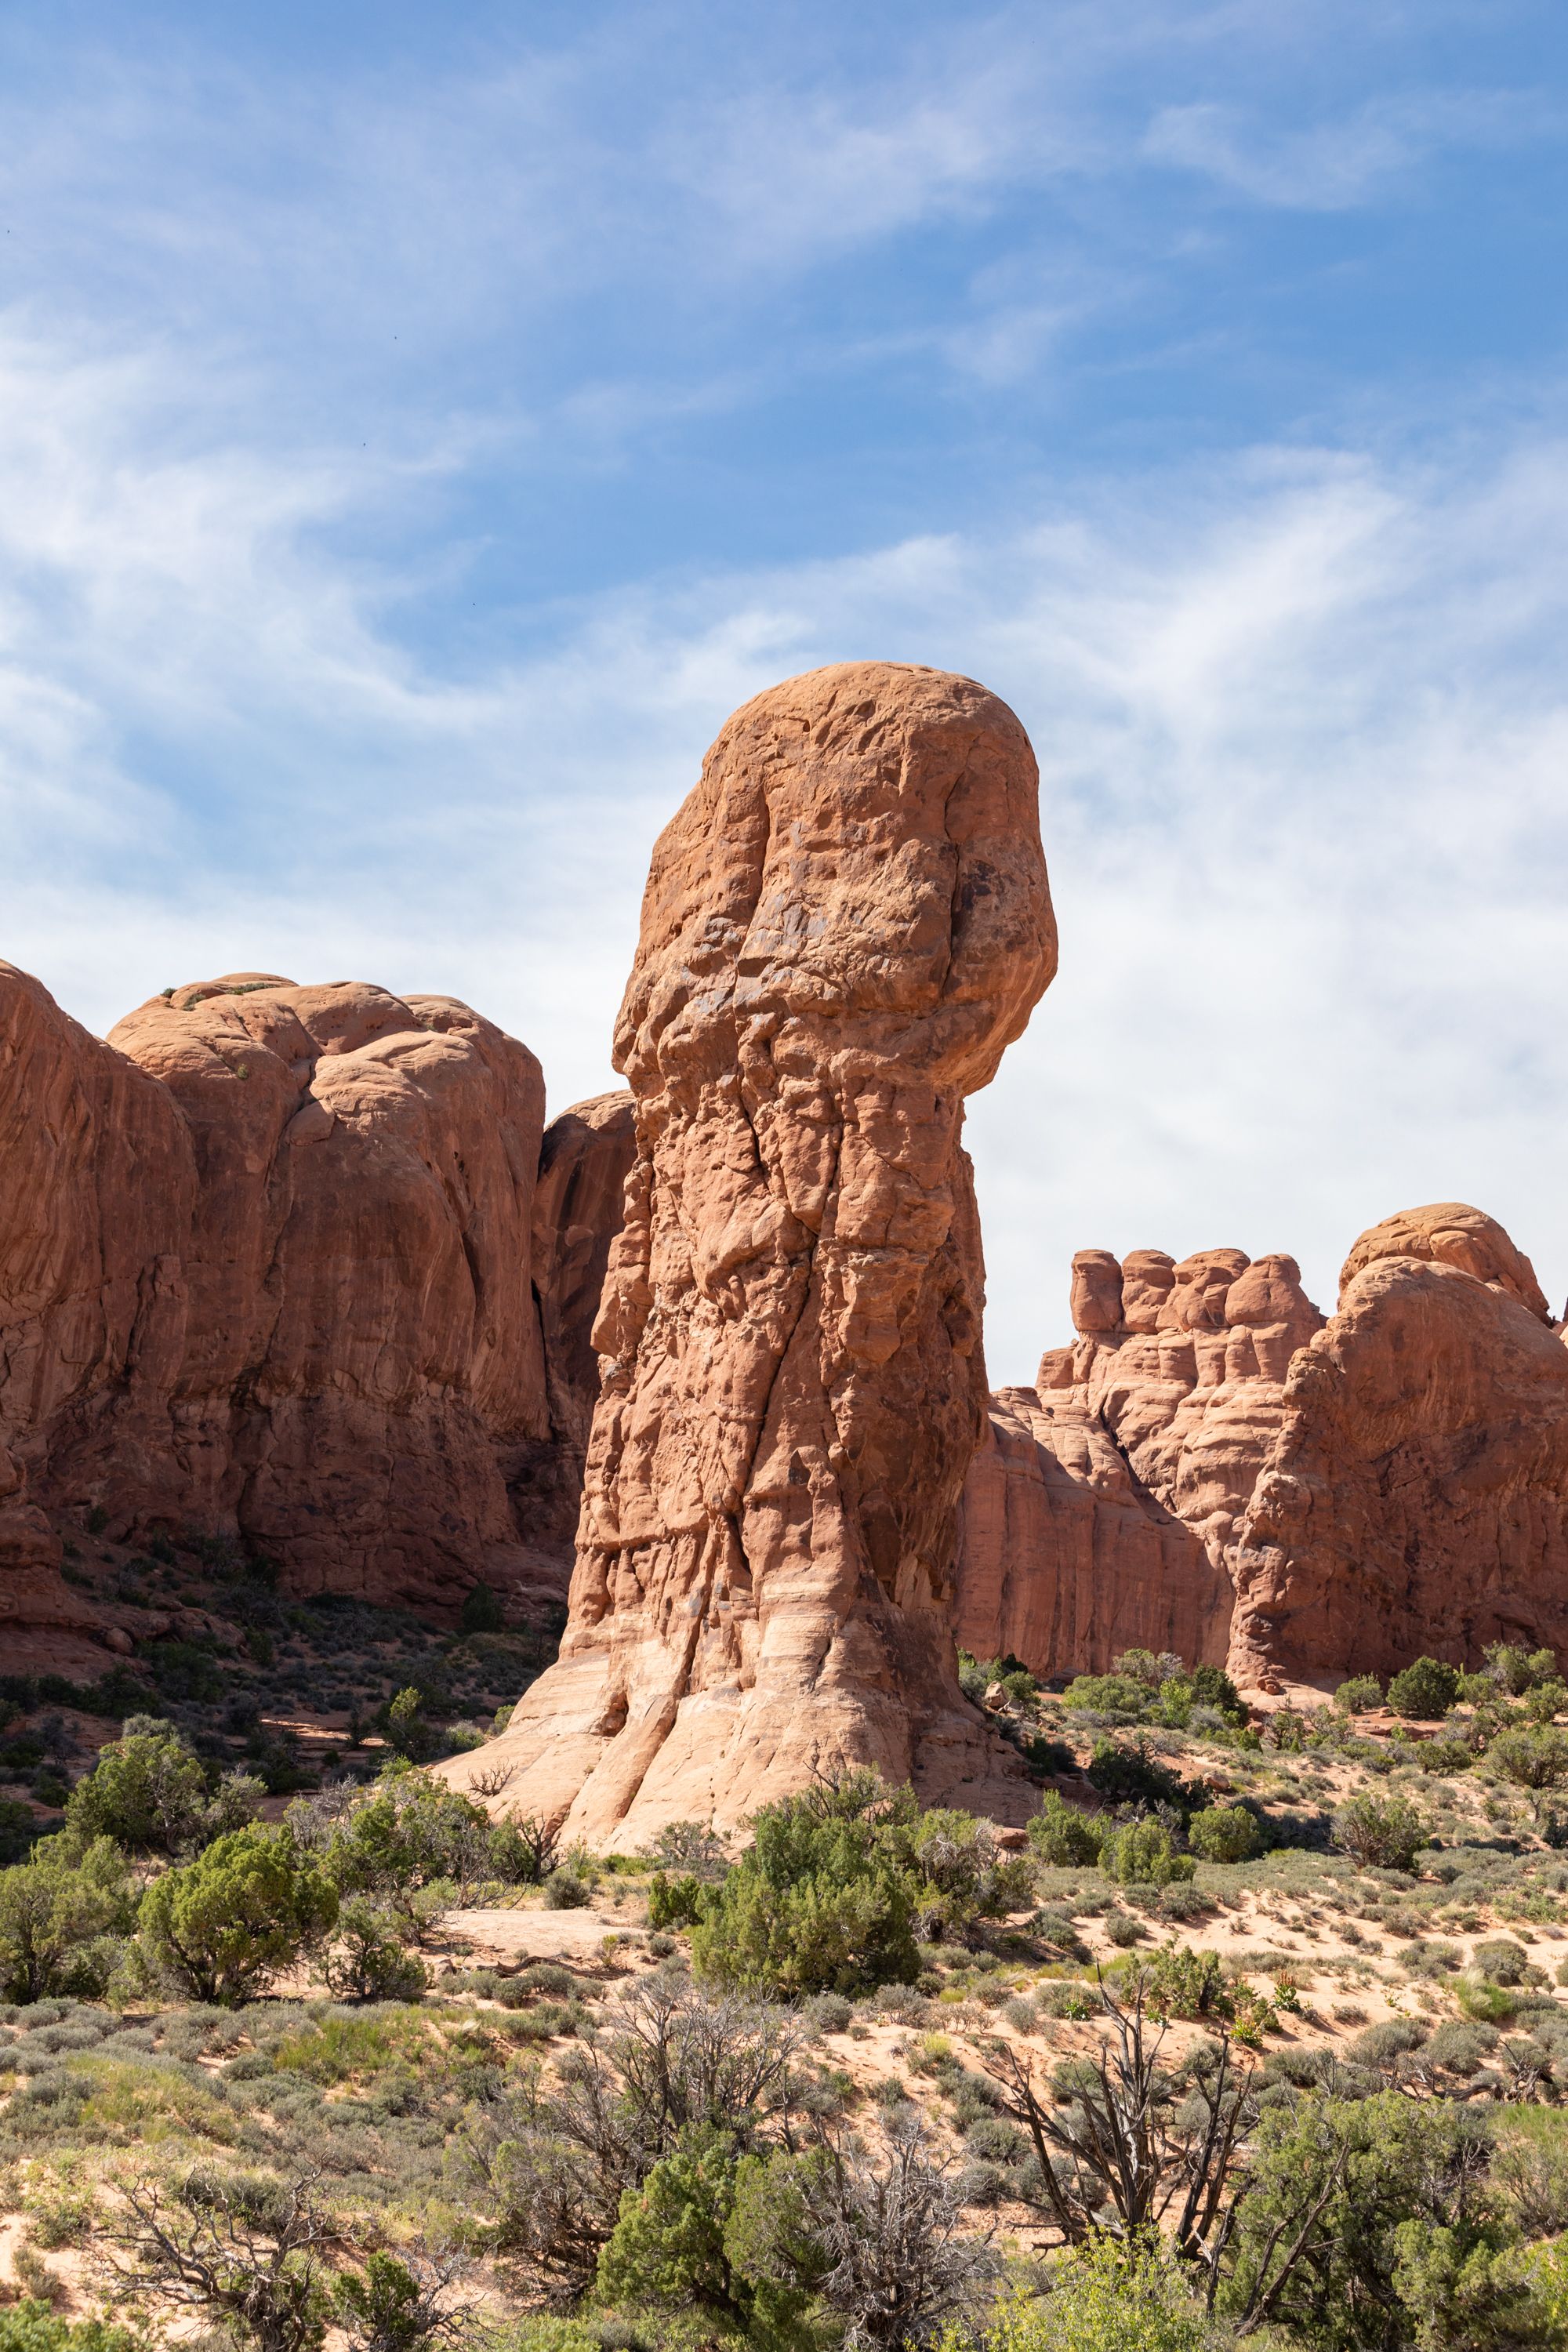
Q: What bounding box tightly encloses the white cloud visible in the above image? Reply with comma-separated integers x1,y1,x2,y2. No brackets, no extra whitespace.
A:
2,308,1567,1381
1144,86,1558,209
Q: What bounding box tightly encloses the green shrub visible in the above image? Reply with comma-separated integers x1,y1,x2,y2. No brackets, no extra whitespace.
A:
596,2123,746,2323
0,2303,141,2352
648,1871,706,1930
1112,1945,1228,2022
0,1835,133,2002
459,1580,506,1635
1386,1657,1461,1720
140,1639,223,1704
1331,1791,1431,1871
1185,1804,1262,1864
1454,1971,1519,2024
136,1826,338,2005
1100,1819,1194,1887
379,1686,437,1762
1334,1675,1384,1715
1472,1938,1530,1986
1085,1739,1190,1811
64,1719,258,1857
905,1809,1033,1940
316,1766,494,1918
981,2236,1221,2352
1189,1664,1246,1722
1483,1643,1559,1696
319,1898,427,2002
1352,2018,1428,2067
0,1798,40,1867
1026,1790,1104,1867
690,1772,920,1998
1523,1678,1568,1723
1427,2020,1499,2073
543,1867,591,1910
1062,1675,1150,1718
332,2253,433,2350
1489,1726,1568,1792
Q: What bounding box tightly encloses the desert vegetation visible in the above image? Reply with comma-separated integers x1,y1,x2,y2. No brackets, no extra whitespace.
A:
0,1639,1566,2349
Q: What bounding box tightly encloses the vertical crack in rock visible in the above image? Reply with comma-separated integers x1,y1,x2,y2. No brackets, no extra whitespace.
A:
441,661,1057,1845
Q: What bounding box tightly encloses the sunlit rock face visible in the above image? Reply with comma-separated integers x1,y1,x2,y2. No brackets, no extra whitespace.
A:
1,960,551,1623
441,660,1056,1844
956,1207,1568,1695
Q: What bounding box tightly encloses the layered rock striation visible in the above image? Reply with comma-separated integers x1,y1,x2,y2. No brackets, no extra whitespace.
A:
441,661,1057,1842
955,1205,1568,1692
1,963,552,1620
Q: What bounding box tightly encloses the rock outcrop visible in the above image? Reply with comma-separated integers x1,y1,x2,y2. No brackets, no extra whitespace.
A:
0,961,193,1647
441,661,1056,1844
955,1204,1568,1693
532,1092,637,1458
1229,1205,1568,1682
954,1242,1305,1677
1,963,552,1618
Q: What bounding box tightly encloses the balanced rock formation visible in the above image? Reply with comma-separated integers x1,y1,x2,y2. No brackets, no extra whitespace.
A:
956,1203,1568,1693
441,661,1056,1843
1,962,553,1620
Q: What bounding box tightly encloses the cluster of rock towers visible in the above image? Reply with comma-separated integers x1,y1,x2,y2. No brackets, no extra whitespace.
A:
4,662,1566,1842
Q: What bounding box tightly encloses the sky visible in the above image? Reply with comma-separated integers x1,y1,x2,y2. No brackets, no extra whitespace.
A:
3,0,1567,1381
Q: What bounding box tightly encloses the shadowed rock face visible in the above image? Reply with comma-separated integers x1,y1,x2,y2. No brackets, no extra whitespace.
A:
1,962,550,1621
0,962,194,1643
532,1092,638,1457
441,660,1056,1844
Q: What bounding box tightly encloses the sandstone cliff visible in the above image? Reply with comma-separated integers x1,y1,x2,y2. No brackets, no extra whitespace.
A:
440,660,1056,1842
1,963,552,1620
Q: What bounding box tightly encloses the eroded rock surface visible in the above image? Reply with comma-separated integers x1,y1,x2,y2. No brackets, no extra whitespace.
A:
1229,1210,1568,1683
442,661,1056,1843
1,962,551,1619
956,1207,1568,1693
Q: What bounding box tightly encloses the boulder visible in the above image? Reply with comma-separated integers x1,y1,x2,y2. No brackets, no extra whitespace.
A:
441,660,1056,1843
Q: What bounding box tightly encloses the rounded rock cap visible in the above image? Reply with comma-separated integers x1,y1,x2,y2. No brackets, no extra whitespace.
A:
1340,1203,1549,1322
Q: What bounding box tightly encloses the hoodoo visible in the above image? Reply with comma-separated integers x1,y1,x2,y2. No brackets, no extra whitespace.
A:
440,660,1057,1843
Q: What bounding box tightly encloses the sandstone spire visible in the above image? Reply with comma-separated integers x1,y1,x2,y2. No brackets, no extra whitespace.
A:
443,660,1055,1842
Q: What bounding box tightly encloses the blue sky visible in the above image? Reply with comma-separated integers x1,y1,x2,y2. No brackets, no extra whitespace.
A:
3,0,1567,1379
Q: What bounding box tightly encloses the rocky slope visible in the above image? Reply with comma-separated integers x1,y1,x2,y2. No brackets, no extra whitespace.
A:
439,659,1057,1842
